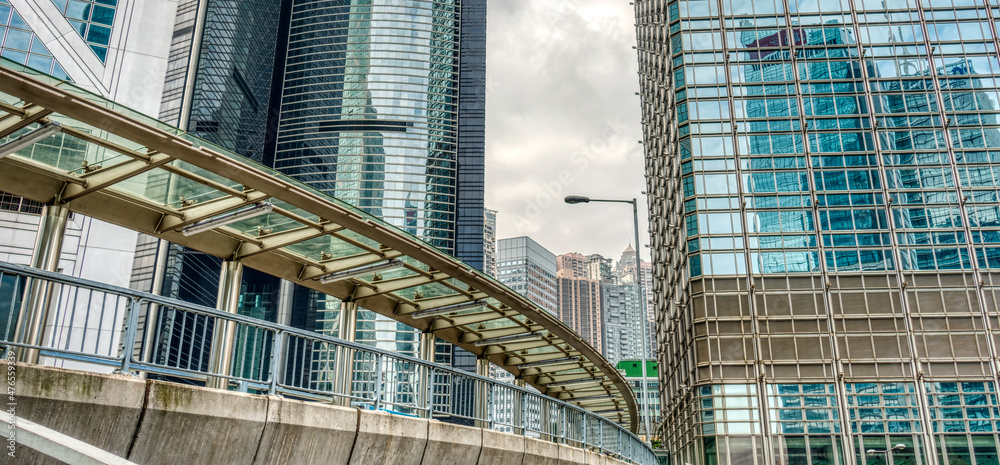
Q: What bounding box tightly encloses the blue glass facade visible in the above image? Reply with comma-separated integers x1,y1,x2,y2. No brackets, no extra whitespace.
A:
132,0,486,392
275,0,466,254
0,1,69,81
49,0,117,62
638,0,1000,462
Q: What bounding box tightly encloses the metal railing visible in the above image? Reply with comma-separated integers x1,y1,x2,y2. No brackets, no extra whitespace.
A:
0,261,656,465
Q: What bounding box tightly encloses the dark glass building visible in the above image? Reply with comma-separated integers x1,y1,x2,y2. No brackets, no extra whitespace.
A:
638,0,1000,463
131,0,486,384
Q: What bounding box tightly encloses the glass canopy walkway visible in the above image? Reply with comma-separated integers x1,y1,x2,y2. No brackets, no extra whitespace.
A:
0,59,640,432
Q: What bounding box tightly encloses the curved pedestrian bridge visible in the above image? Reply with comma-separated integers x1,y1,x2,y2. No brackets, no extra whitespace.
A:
0,59,638,429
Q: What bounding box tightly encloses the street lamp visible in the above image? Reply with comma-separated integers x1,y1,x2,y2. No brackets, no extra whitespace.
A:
564,194,653,443
866,444,906,463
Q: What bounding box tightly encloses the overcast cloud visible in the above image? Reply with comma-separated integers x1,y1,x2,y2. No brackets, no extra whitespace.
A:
485,1,648,262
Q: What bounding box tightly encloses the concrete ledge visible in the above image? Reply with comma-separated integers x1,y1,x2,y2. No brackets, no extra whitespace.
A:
478,429,525,465
558,443,587,465
524,437,560,465
16,362,145,464
16,364,633,465
349,410,428,465
422,419,483,465
127,381,268,465
253,396,358,465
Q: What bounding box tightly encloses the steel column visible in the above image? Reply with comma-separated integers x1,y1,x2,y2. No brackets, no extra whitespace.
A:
419,331,435,418
206,260,243,389
475,357,490,428
335,300,358,406
276,279,294,327
14,204,69,363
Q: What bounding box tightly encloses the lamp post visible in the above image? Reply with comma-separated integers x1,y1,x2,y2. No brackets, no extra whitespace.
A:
564,195,653,443
866,444,906,464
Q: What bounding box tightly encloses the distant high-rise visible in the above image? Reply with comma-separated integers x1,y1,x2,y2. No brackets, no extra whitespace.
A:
586,253,614,283
556,253,603,352
638,0,1000,462
497,237,557,315
615,245,655,359
483,208,497,278
601,282,642,365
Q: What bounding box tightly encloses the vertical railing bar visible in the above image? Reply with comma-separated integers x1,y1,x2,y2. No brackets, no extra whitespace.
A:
118,297,142,374
54,283,73,351
426,366,434,417
2,271,15,340
373,353,383,411
268,331,284,395
106,294,123,357
79,288,96,352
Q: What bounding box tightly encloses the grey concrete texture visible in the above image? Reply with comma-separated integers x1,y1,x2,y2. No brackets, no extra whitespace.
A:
350,410,428,465
254,396,358,464
558,443,587,465
478,428,526,465
128,381,268,464
422,419,483,465
16,364,632,465
524,437,561,465
13,363,145,465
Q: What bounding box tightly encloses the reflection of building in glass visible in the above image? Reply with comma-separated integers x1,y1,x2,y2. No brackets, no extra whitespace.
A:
639,2,1000,463
128,0,487,395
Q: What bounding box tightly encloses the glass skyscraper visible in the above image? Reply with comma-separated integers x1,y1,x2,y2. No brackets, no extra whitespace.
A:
131,0,486,378
638,0,1000,463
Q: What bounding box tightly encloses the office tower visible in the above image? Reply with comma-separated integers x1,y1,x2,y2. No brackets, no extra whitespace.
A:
616,245,656,358
556,253,603,352
272,0,487,360
638,0,1000,463
0,0,174,370
128,0,487,367
483,208,497,277
602,282,643,365
497,237,558,314
0,0,174,282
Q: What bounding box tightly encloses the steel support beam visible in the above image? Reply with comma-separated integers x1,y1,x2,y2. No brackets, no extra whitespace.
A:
14,204,68,363
235,222,344,260
277,279,294,327
335,301,358,407
60,153,175,202
419,331,436,418
354,271,451,301
475,357,490,428
207,260,243,390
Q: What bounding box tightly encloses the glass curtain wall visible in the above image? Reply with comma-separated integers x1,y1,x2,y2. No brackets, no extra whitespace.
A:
638,0,1000,462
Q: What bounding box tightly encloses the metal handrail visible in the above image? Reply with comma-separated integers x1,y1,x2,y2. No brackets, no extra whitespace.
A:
0,261,656,465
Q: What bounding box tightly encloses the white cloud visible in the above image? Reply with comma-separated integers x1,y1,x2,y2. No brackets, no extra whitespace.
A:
485,1,649,261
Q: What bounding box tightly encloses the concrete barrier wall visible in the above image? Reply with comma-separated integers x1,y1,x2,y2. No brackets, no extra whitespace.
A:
15,364,632,465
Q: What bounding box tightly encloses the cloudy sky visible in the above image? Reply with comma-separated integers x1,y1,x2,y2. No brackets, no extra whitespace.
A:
485,1,648,262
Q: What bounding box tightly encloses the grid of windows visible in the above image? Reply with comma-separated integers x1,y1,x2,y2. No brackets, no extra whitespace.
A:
49,0,116,62
0,190,42,215
496,237,559,314
275,0,462,253
0,0,68,78
639,0,1000,462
